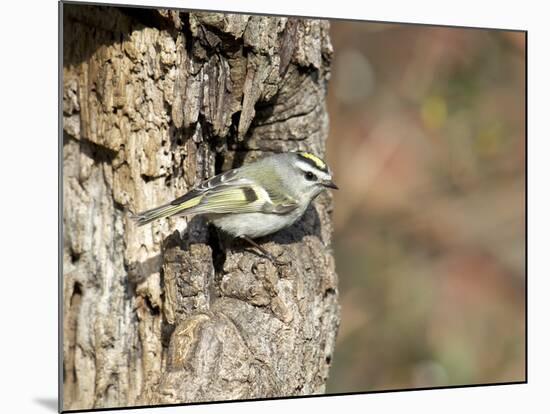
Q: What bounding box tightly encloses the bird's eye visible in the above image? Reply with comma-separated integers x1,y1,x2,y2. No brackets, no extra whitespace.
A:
304,171,317,181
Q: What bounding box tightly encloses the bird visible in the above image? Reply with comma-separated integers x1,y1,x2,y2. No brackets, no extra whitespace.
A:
132,152,338,264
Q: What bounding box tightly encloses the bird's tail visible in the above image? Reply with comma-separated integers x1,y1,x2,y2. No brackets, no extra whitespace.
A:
132,195,203,226
131,203,181,226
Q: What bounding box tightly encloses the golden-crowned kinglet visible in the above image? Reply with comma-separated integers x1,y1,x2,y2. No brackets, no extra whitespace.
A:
133,152,338,264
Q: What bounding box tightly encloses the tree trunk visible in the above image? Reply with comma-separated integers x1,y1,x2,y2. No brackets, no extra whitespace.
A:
62,4,339,410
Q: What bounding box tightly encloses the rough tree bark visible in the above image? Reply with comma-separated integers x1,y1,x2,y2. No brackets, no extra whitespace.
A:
62,4,339,411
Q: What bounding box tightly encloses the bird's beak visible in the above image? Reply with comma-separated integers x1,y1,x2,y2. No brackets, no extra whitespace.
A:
323,180,339,190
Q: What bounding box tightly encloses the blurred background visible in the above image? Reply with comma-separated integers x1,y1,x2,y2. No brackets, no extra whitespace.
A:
325,21,525,393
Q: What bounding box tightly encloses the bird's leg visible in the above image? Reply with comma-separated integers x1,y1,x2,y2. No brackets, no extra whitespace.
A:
238,235,289,266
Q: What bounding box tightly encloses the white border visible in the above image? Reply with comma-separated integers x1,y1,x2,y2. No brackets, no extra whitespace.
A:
1,0,545,413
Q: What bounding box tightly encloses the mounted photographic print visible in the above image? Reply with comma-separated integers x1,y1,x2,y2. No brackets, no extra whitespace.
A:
61,1,526,411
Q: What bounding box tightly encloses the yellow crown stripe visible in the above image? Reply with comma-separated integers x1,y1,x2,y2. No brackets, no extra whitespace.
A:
300,152,326,170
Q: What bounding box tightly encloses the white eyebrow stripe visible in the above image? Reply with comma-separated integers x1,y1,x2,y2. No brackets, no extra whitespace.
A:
296,161,332,180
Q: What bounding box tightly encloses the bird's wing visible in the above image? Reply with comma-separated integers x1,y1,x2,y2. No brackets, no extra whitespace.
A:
190,180,299,215
171,168,298,215
169,168,241,206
